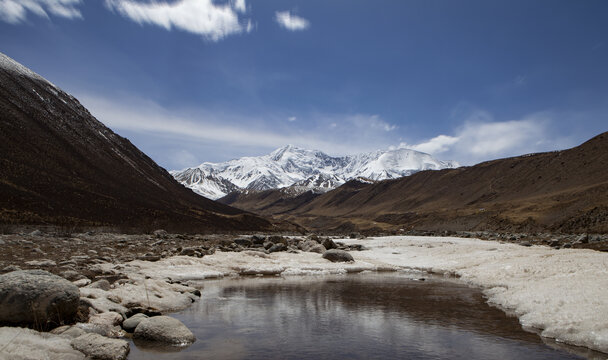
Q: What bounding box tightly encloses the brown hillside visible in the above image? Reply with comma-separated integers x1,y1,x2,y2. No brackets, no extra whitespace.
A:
0,52,277,233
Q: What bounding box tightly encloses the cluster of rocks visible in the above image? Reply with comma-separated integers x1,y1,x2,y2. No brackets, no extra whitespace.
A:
0,270,196,359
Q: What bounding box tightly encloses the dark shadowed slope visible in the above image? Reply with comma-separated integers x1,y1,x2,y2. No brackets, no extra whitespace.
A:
0,52,275,232
222,133,608,234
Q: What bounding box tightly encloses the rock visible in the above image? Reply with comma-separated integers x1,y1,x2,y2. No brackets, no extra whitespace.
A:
51,324,87,338
321,238,337,250
251,235,266,245
234,238,253,247
71,333,129,360
61,270,81,281
267,235,285,244
2,265,21,272
268,243,287,253
0,270,80,327
89,312,123,327
153,229,168,238
133,316,195,345
576,234,589,244
122,313,148,332
73,278,92,287
519,241,532,247
263,241,273,250
88,279,111,291
24,259,57,267
0,327,85,360
322,249,354,263
299,240,326,254
29,229,42,236
179,247,198,256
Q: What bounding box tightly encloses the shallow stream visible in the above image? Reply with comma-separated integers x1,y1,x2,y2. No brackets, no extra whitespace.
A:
128,273,603,359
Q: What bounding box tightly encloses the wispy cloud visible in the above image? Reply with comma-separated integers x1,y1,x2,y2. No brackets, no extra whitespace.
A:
0,0,82,24
287,116,296,122
77,93,398,165
399,110,575,165
105,0,251,41
275,10,309,31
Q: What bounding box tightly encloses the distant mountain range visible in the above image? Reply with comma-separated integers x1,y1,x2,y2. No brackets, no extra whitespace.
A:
171,145,459,199
0,52,279,233
221,132,608,235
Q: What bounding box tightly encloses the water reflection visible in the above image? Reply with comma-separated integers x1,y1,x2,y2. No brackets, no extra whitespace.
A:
128,273,598,360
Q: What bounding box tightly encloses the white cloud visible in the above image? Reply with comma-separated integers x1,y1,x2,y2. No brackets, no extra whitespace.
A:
233,0,246,13
275,10,309,31
105,0,249,41
287,116,296,122
399,110,574,165
406,135,459,154
0,0,82,24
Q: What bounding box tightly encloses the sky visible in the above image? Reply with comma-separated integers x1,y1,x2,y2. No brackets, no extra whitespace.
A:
1,0,607,170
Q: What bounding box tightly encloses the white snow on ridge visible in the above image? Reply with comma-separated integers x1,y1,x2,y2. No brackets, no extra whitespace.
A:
0,52,57,88
173,144,459,199
122,236,608,354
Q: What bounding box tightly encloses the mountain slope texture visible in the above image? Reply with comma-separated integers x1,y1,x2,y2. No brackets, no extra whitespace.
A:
221,133,608,234
0,52,275,233
172,145,459,199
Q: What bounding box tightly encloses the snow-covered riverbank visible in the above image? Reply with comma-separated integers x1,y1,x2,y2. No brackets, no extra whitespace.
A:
107,236,607,354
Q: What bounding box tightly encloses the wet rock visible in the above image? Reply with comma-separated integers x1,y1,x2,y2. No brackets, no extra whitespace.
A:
0,270,79,327
133,316,195,345
322,249,354,263
71,333,129,360
268,243,287,253
122,313,148,332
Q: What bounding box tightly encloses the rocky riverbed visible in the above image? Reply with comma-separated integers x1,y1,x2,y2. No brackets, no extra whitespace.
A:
0,230,606,359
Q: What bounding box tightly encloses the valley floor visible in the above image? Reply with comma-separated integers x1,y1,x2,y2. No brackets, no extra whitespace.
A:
1,233,607,358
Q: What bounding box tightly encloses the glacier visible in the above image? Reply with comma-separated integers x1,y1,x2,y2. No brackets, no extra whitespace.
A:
171,144,459,199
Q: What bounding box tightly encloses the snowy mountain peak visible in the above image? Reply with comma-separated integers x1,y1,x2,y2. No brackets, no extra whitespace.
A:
173,145,459,199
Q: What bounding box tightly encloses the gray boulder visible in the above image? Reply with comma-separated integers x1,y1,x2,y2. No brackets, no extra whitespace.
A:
0,270,79,327
71,333,129,360
321,238,337,250
299,240,326,254
322,249,354,263
133,316,195,345
268,243,287,253
122,313,148,332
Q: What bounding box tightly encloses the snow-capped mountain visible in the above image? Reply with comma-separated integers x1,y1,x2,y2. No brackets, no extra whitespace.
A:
171,145,459,199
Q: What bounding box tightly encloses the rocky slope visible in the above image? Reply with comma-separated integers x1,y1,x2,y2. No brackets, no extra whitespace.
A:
0,52,276,233
172,145,459,199
221,133,608,234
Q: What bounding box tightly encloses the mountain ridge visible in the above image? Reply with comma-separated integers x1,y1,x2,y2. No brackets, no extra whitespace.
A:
171,144,459,199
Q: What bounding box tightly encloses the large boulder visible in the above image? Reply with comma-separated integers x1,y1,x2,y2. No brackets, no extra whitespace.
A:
133,316,195,345
0,270,80,328
71,333,129,360
0,327,85,360
322,249,354,263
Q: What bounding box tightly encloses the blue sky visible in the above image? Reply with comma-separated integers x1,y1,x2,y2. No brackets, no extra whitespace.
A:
1,0,607,169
